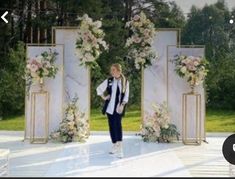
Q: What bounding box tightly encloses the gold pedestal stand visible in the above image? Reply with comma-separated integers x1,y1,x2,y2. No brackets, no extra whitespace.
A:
30,79,49,144
182,90,202,145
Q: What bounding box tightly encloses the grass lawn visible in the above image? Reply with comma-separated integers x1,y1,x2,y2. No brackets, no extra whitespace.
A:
206,109,235,132
0,115,25,131
0,108,234,132
90,108,141,131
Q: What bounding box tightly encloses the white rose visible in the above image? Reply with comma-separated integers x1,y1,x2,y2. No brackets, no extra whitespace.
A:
94,21,102,28
140,52,146,57
26,64,31,69
83,14,89,19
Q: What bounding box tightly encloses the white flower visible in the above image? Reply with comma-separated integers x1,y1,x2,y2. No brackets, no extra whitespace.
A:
135,63,140,70
94,21,102,28
76,14,108,68
84,44,92,51
133,35,141,43
26,64,31,69
125,38,133,47
67,114,74,121
44,61,51,68
36,55,43,63
180,66,187,74
140,52,146,58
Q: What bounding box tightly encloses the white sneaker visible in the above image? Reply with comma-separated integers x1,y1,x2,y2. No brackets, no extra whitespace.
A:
116,142,124,158
109,143,118,154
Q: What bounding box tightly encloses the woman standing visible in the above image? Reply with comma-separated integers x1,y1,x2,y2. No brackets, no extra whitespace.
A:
96,63,129,158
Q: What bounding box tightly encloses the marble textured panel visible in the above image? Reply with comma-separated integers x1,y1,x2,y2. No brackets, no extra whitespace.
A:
54,29,90,129
143,30,178,117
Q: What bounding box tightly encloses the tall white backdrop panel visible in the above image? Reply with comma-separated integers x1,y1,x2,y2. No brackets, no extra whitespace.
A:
167,46,205,139
143,30,178,118
54,28,90,128
25,45,64,138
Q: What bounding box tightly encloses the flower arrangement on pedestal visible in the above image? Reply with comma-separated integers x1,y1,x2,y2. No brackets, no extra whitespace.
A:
125,11,157,70
75,14,109,69
50,96,89,143
140,102,180,143
25,49,58,94
173,55,209,93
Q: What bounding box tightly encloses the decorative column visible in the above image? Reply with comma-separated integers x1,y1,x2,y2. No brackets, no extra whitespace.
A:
30,88,49,144
182,92,202,145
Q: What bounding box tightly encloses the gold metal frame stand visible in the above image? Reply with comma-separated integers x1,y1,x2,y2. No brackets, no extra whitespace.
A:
182,92,202,145
30,90,49,144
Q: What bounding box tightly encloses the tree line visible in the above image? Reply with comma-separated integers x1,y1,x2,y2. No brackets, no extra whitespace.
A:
0,0,234,117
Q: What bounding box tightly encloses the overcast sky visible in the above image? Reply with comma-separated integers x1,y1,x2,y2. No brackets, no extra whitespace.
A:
166,0,235,14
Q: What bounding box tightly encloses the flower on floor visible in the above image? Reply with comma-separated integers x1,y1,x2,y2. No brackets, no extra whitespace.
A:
173,55,209,87
24,49,58,95
75,14,108,69
140,102,180,143
125,11,157,70
50,95,89,143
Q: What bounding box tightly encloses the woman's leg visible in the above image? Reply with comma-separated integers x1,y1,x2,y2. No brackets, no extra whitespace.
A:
115,113,123,142
107,113,117,143
114,112,124,158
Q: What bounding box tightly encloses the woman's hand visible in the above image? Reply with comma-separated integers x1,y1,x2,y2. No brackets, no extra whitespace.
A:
102,95,110,101
116,103,125,114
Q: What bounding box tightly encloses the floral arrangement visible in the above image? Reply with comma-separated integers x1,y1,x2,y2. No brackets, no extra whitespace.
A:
125,11,157,70
140,102,180,143
173,55,209,92
50,96,89,143
25,49,58,94
75,14,109,69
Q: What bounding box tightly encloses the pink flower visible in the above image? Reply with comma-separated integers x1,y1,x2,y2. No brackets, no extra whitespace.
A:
92,38,97,46
133,15,140,21
82,32,89,41
133,36,141,43
31,59,42,67
187,62,196,71
144,29,150,36
30,64,39,72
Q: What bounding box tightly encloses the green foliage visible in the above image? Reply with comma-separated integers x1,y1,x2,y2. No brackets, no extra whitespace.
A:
159,124,180,143
0,42,26,117
206,55,235,109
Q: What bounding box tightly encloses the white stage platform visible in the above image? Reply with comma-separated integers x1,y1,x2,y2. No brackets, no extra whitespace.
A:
0,131,234,177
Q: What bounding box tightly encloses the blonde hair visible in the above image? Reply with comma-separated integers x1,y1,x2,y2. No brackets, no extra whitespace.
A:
111,63,127,93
